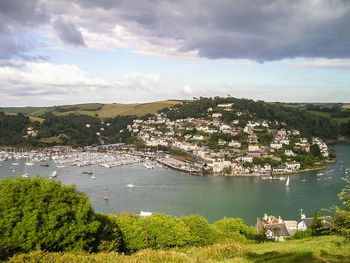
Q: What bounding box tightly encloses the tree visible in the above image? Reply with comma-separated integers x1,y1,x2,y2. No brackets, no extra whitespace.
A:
331,178,350,239
310,211,323,236
0,176,100,258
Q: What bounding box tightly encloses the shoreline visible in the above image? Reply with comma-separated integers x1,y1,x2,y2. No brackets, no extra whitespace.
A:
271,166,325,175
225,166,326,177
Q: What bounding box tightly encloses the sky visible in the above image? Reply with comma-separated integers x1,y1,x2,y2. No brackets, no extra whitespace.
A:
0,0,350,106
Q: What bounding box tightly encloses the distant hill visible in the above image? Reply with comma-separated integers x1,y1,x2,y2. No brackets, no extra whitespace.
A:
0,101,182,119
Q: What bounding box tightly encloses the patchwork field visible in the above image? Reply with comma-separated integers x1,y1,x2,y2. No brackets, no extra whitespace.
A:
0,101,182,119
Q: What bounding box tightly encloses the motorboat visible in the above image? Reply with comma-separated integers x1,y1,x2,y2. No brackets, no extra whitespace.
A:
285,176,290,186
127,183,135,188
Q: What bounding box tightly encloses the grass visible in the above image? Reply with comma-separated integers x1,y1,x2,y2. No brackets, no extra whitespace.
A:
97,101,181,118
305,110,332,118
237,235,350,263
333,117,350,124
23,101,182,119
28,116,44,123
6,236,350,263
0,107,42,115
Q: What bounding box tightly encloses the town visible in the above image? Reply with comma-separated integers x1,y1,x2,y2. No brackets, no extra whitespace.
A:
130,102,334,176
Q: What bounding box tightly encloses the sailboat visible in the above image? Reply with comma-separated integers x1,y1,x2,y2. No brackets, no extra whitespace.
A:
301,174,307,182
285,176,290,186
22,165,29,178
104,191,108,200
25,157,34,166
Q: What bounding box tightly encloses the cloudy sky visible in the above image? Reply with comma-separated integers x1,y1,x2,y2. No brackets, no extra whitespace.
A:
1,0,350,106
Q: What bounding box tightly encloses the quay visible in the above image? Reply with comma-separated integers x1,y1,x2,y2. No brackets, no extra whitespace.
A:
157,157,203,175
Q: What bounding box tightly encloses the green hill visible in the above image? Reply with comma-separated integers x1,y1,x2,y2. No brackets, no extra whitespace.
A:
0,101,182,119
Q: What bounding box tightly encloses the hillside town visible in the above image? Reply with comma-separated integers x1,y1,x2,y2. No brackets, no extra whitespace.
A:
127,103,333,176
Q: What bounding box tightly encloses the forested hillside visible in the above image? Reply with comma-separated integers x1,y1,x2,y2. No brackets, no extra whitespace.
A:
1,97,350,149
159,97,348,140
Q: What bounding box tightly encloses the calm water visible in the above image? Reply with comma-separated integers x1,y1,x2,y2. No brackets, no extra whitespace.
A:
1,144,349,226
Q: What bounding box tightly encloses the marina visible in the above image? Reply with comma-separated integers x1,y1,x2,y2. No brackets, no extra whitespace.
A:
0,144,349,225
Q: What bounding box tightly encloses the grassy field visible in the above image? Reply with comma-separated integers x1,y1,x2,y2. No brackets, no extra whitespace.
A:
305,110,332,118
0,107,42,115
1,101,181,119
28,116,45,123
97,101,181,118
7,235,350,263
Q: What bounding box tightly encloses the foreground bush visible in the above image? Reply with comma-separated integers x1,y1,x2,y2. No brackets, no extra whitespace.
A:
180,215,220,246
214,218,257,241
0,176,257,259
0,176,100,258
331,178,350,240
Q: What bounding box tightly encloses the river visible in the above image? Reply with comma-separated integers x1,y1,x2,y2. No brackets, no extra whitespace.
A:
0,144,349,226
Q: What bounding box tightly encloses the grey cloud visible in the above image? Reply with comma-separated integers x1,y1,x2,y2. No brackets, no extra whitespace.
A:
71,0,350,62
53,18,86,47
0,31,32,59
0,0,47,28
0,0,47,59
0,59,24,68
3,0,350,62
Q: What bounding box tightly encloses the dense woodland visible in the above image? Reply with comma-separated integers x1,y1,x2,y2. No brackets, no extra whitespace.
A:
1,97,350,148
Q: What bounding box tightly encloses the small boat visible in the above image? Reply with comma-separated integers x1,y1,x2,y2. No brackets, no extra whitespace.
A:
104,191,108,200
51,171,57,177
10,168,15,172
279,176,287,181
285,176,290,186
91,175,96,179
40,163,49,167
127,183,135,188
21,173,29,178
56,164,65,168
25,158,34,166
11,162,19,166
104,186,108,190
82,170,93,175
316,173,324,176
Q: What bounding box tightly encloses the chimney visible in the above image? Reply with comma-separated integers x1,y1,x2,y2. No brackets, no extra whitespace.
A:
278,216,282,223
264,213,268,221
301,213,306,220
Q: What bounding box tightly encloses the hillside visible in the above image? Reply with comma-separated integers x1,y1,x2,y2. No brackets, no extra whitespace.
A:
7,235,350,263
274,102,350,124
0,101,182,119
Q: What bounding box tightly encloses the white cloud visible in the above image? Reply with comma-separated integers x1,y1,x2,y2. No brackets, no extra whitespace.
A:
123,73,160,90
182,85,193,95
285,59,350,70
0,61,164,106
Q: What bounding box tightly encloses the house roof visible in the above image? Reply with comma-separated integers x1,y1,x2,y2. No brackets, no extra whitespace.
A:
299,218,313,228
263,223,290,237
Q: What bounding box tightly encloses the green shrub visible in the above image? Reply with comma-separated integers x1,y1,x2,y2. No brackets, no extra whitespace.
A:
114,212,145,252
214,218,256,240
331,178,350,240
0,176,100,259
94,214,123,252
292,229,313,239
147,214,191,249
180,215,219,246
